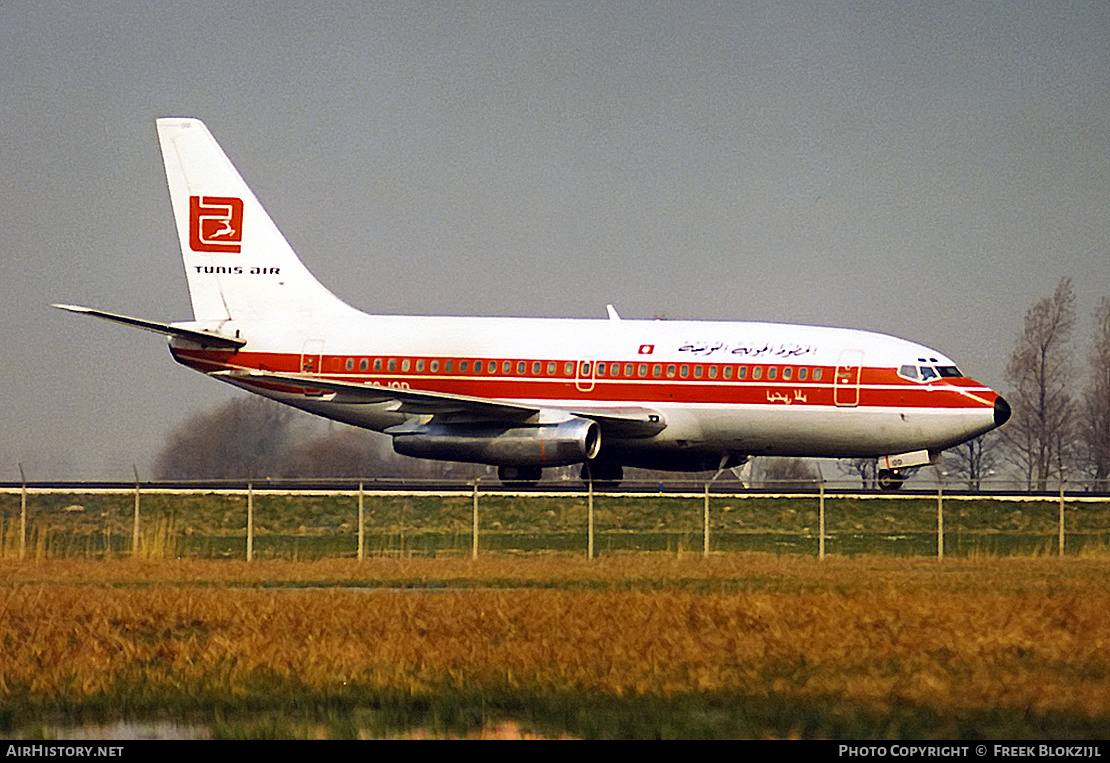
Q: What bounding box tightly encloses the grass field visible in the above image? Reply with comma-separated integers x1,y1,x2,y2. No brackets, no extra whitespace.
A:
2,553,1110,739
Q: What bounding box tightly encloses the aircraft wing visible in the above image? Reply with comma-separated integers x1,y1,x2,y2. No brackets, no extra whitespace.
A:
214,369,538,419
213,369,665,436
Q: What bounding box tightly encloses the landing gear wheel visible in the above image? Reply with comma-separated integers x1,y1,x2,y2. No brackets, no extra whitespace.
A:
497,465,542,488
581,462,623,490
877,469,905,491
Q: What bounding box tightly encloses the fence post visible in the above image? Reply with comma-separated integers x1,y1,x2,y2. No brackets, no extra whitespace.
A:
471,480,479,560
18,464,26,561
936,483,944,561
1058,480,1066,557
358,481,365,562
587,476,594,560
246,482,254,562
132,465,141,558
702,481,710,559
818,479,826,561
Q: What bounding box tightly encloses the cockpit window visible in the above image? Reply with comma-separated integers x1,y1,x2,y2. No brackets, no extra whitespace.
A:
901,362,964,382
901,363,964,382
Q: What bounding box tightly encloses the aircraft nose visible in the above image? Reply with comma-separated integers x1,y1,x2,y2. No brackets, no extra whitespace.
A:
994,395,1012,427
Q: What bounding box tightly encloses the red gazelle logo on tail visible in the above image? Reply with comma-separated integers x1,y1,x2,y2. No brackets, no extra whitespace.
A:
189,196,244,253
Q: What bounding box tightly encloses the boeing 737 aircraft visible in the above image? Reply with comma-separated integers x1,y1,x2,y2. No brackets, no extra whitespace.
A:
56,118,1010,489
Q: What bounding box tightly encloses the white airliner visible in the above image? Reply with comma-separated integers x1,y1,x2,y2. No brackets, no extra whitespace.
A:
56,118,1010,489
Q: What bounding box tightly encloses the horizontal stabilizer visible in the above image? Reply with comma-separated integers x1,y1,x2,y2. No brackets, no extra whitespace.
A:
53,304,245,349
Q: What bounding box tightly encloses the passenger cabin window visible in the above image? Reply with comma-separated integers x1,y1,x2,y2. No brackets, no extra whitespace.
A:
360,359,369,372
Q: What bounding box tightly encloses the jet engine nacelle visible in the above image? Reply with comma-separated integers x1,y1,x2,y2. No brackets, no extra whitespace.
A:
392,416,601,467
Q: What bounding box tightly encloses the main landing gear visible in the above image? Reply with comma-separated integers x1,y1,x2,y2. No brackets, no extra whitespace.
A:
581,462,623,490
497,465,542,488
494,463,624,489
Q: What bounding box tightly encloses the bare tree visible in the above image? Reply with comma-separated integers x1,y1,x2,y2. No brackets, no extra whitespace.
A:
154,399,497,481
839,458,878,490
280,427,495,480
1078,297,1110,490
1001,278,1078,491
152,396,301,480
756,457,818,490
280,427,389,478
943,431,1002,490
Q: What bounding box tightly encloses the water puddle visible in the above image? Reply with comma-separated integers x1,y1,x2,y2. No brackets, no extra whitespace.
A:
14,716,570,740
18,720,212,740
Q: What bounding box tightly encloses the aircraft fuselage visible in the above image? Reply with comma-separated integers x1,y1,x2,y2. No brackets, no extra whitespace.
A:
169,312,1007,472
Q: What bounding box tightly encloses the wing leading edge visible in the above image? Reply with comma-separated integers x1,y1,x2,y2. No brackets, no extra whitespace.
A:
213,369,666,437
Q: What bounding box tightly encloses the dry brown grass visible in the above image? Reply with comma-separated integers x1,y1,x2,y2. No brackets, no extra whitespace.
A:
1,554,1109,737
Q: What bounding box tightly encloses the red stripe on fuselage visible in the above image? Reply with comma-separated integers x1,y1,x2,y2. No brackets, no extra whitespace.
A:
169,348,998,410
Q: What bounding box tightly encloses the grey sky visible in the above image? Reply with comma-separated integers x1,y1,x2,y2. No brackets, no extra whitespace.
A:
2,1,1108,480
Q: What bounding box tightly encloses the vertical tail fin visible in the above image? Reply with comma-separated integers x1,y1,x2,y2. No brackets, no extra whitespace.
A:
157,118,356,322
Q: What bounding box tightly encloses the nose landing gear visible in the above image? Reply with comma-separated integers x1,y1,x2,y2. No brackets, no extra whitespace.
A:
877,469,906,491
